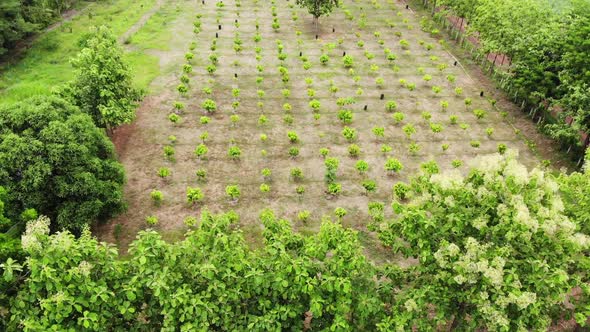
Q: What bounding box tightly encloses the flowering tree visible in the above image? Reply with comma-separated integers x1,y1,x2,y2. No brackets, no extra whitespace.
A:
377,152,589,330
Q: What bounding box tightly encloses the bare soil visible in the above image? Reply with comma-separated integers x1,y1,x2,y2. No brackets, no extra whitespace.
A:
96,0,558,259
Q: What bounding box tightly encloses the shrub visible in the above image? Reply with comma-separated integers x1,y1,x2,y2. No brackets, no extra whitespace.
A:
202,99,217,113
320,54,329,65
356,160,369,174
343,55,354,68
290,168,303,181
334,207,347,218
348,144,361,157
150,190,163,206
430,122,443,133
145,215,158,226
338,110,353,124
194,144,208,159
362,180,377,194
309,99,321,112
163,146,175,161
408,142,421,155
195,169,207,181
158,167,171,178
261,168,272,181
225,185,240,201
228,146,241,160
288,147,299,158
385,158,403,174
381,144,392,154
342,126,357,142
186,187,204,204
385,100,397,112
298,210,311,222
327,182,342,196
392,112,405,124
402,124,416,138
372,127,385,139
473,109,487,120
259,183,270,194
392,181,410,200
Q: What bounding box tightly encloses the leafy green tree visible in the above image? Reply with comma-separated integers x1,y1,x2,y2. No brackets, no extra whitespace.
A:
295,0,340,26
0,96,126,232
4,210,384,330
0,1,37,56
60,26,140,133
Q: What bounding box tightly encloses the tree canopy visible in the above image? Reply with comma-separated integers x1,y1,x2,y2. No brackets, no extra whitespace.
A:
0,0,82,56
60,25,140,132
436,0,590,153
377,151,589,330
1,153,588,330
295,0,340,21
0,96,126,232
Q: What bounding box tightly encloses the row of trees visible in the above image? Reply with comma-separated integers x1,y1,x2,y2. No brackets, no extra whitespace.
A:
0,0,90,56
427,0,590,156
0,152,588,330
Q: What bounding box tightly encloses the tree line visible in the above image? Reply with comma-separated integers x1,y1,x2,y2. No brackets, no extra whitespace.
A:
423,0,590,158
0,152,588,330
0,0,97,56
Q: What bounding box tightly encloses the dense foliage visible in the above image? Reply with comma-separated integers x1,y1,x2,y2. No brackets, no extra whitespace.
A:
3,210,383,330
0,0,84,56
433,0,590,152
377,151,589,330
1,153,588,330
60,26,140,132
0,96,126,232
295,0,340,21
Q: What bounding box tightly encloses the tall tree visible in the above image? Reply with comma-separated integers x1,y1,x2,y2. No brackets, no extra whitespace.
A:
0,0,37,56
61,25,140,134
0,96,126,232
295,0,340,27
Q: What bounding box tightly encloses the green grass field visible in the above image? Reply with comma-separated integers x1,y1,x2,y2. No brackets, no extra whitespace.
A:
0,0,159,106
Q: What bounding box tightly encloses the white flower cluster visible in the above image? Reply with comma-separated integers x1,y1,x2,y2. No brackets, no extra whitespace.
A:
404,299,418,312
511,195,539,234
78,261,93,277
480,303,510,330
444,238,506,288
21,216,50,253
430,170,463,190
433,242,460,268
503,158,529,186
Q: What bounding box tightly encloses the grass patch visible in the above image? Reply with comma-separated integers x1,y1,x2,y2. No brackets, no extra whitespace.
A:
0,0,157,106
128,3,184,51
124,51,160,91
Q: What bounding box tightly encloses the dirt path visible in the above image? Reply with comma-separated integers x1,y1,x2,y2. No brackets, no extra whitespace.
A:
118,0,166,43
